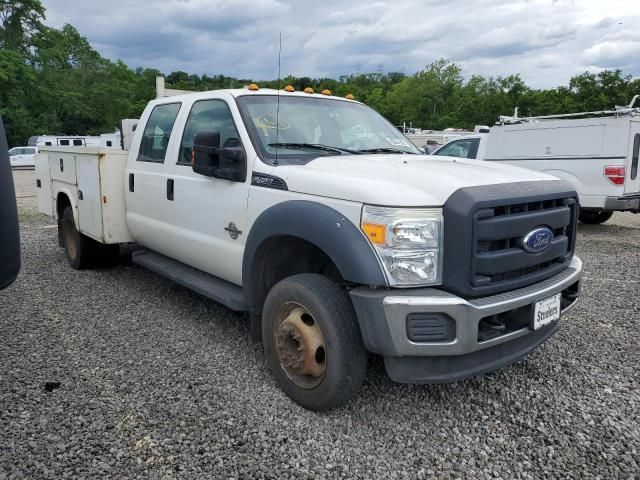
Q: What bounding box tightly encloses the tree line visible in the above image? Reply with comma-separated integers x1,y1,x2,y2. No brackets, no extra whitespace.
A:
1,0,639,147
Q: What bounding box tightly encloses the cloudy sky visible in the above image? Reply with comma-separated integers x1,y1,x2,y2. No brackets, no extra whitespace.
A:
41,0,640,88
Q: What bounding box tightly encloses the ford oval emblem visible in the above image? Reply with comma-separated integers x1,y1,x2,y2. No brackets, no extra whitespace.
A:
522,227,553,253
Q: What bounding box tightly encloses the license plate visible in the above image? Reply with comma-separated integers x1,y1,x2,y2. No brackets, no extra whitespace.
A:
533,293,561,330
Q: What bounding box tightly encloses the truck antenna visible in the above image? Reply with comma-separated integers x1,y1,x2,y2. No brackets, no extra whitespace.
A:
274,32,282,166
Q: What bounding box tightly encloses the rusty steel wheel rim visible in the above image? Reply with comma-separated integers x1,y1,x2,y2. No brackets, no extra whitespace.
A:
273,302,327,389
63,217,78,261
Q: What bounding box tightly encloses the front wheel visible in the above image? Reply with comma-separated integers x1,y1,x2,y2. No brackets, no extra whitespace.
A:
578,209,614,225
262,274,367,411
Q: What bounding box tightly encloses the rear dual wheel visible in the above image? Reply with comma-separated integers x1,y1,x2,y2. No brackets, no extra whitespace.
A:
61,206,119,269
262,274,367,411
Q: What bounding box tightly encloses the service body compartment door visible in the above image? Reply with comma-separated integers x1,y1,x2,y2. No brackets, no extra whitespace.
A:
624,120,640,196
35,152,53,216
76,155,104,242
49,152,77,185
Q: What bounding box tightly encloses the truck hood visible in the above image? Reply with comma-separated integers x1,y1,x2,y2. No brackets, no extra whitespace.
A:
268,154,558,206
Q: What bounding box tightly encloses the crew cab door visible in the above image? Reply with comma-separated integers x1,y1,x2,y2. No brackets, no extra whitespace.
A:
159,94,252,286
624,120,640,196
125,101,182,253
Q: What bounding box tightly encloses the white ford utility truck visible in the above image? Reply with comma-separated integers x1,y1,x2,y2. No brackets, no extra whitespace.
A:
432,99,640,225
36,86,583,410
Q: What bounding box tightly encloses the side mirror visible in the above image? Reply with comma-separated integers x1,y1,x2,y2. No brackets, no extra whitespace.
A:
192,131,246,182
192,131,220,177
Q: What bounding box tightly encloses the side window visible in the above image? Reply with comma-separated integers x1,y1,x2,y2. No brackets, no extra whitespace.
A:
137,103,181,163
178,99,240,165
26,147,36,154
73,139,83,146
435,139,473,159
59,139,70,146
45,141,52,146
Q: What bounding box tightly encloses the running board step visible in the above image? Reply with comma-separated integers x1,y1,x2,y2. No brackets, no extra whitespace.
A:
132,249,247,311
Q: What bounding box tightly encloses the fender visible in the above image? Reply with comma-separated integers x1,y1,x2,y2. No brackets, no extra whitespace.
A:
243,200,387,311
54,187,79,224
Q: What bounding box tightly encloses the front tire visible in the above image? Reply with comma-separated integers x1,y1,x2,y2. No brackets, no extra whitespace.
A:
578,209,613,225
262,274,367,411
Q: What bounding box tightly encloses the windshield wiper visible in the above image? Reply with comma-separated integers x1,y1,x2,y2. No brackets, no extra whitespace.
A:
356,147,417,154
268,143,359,155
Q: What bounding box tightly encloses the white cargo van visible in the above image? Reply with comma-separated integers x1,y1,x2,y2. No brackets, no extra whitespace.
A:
432,100,640,224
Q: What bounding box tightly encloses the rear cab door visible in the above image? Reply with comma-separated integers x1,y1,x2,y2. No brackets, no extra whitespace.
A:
125,100,183,253
624,119,640,196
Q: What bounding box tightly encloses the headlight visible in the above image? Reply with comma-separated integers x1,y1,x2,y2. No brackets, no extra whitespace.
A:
361,206,443,287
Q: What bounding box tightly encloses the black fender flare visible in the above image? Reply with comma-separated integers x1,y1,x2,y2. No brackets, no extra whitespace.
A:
242,200,387,313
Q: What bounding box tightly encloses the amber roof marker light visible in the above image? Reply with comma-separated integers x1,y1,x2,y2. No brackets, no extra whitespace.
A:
284,85,295,92
248,83,260,91
345,93,355,100
303,87,314,94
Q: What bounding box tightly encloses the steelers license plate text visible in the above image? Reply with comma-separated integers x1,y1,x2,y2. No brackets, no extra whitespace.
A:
533,293,561,330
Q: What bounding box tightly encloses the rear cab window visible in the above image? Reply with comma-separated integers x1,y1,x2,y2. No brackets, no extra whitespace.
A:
137,103,182,163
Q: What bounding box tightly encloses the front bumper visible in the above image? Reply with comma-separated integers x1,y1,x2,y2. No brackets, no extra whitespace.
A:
604,196,640,212
350,256,582,383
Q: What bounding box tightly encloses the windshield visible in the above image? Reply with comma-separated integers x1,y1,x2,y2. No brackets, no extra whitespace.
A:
236,95,420,164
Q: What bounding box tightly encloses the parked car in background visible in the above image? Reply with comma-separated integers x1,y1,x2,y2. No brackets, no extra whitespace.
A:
432,99,640,224
9,146,38,168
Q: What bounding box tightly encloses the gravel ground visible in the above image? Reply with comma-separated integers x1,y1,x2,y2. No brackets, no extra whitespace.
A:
1,171,639,479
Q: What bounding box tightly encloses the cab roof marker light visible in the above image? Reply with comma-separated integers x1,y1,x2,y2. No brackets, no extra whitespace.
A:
303,87,314,94
345,93,355,100
248,83,260,91
284,85,295,92
321,89,332,96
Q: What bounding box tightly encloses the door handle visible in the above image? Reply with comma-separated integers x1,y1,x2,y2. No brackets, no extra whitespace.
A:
59,158,64,172
129,173,134,192
166,178,174,201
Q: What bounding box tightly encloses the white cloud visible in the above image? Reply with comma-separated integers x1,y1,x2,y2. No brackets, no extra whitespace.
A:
40,0,640,87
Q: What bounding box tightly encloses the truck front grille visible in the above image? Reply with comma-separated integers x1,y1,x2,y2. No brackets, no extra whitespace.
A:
472,198,576,289
442,181,578,298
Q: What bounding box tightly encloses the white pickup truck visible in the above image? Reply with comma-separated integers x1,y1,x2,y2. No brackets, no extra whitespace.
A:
36,86,582,410
432,104,640,224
